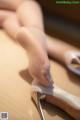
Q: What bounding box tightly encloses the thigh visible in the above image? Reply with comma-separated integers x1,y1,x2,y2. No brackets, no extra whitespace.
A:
17,0,44,30
3,12,21,39
0,0,23,10
0,10,14,27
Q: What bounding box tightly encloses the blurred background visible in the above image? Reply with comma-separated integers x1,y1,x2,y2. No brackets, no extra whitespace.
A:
38,0,80,48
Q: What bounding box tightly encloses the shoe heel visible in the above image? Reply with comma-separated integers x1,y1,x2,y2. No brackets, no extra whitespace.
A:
31,91,46,120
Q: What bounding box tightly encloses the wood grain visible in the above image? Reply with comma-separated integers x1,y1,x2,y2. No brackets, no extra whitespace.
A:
0,30,79,120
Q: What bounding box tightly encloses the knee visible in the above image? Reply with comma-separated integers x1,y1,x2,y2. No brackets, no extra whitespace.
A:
17,0,40,11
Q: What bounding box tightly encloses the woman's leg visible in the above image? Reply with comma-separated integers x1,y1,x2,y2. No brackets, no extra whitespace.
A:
17,0,80,76
0,0,22,10
16,0,53,86
3,12,20,39
0,8,53,86
17,0,44,30
46,35,80,72
46,35,76,63
0,10,13,27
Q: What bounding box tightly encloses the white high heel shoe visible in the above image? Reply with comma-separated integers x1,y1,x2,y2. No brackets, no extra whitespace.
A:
64,51,80,75
31,84,80,120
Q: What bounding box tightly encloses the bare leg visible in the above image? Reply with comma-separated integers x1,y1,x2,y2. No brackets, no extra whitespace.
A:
0,8,51,85
3,12,20,39
0,10,14,27
0,0,22,10
17,0,44,30
46,35,77,64
16,0,53,86
47,35,80,75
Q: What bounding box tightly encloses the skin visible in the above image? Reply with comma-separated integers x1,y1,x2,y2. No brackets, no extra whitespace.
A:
0,0,22,10
0,0,79,85
0,0,53,86
46,35,79,64
0,1,80,117
0,0,79,86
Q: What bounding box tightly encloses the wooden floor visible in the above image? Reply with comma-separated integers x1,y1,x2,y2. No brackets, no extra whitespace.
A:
0,30,80,120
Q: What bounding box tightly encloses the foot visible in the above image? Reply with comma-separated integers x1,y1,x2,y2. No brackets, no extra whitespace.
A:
64,50,80,75
32,84,80,120
16,27,53,86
